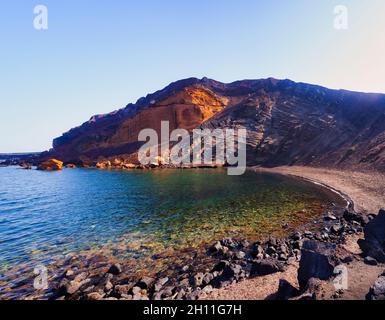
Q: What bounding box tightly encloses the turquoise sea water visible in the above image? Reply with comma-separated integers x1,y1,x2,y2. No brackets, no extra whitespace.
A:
0,167,346,278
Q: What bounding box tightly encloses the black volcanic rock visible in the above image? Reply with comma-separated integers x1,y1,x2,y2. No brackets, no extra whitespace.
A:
358,210,385,263
367,271,385,300
297,240,339,289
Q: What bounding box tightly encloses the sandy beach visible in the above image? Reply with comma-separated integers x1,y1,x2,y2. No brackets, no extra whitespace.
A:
253,166,385,214
203,166,385,300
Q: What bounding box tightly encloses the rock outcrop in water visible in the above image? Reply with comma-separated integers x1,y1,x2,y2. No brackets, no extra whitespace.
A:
44,77,385,171
37,159,63,171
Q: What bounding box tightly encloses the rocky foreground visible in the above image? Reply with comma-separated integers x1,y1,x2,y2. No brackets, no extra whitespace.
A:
49,206,385,301
205,167,385,300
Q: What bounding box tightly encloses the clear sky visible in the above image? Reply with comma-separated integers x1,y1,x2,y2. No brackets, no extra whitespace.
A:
1,0,385,152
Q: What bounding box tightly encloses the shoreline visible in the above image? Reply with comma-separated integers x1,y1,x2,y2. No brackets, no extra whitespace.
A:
1,166,384,300
204,166,385,300
1,166,343,300
252,166,385,214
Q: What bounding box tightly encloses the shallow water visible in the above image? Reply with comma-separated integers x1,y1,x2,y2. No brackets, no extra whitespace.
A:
0,167,346,298
0,167,345,270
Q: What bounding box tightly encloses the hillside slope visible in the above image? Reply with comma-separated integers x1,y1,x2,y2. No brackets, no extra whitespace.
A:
46,77,385,171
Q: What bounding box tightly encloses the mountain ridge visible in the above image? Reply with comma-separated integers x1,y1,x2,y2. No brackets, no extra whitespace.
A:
45,77,385,171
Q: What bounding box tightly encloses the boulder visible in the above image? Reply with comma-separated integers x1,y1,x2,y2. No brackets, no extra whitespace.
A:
331,224,343,235
63,276,91,296
209,241,223,254
154,277,169,292
251,244,264,258
211,263,243,288
37,159,63,171
96,161,111,169
114,284,134,296
250,259,285,276
221,237,238,248
358,210,385,263
240,240,250,248
86,292,104,300
343,210,370,226
112,158,122,166
297,240,339,289
366,272,385,300
223,264,242,278
136,276,155,289
235,251,246,260
107,263,122,275
364,256,378,266
211,260,230,272
64,281,82,295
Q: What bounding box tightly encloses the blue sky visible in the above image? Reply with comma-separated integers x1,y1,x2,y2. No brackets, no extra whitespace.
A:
1,0,385,152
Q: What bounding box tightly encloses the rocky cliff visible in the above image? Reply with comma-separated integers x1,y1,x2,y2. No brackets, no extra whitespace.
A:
46,77,385,171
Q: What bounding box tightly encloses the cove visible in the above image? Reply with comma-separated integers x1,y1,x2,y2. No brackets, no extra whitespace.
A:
0,167,346,297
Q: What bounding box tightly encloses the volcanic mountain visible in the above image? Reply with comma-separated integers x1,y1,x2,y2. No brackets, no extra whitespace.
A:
46,77,385,171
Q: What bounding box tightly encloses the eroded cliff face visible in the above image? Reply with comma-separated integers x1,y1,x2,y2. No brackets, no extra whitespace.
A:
48,77,385,171
50,84,228,164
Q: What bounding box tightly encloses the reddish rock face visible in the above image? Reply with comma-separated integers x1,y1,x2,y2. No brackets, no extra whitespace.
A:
47,77,385,171
37,159,63,171
109,87,227,146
